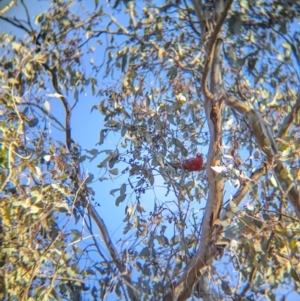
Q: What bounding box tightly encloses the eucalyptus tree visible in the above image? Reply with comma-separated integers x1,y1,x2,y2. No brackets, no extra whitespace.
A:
0,0,299,300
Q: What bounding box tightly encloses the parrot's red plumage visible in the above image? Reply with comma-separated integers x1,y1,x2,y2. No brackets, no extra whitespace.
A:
170,154,204,172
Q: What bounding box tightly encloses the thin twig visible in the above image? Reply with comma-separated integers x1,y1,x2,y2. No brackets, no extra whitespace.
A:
20,0,33,31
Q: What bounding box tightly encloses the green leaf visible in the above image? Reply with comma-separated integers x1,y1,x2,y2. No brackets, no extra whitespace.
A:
97,156,109,168
109,168,119,175
74,88,79,102
113,0,121,9
167,114,176,125
167,66,177,80
155,24,163,41
137,204,146,213
105,50,114,77
121,52,127,72
27,118,39,127
115,193,126,206
120,183,126,195
109,156,118,168
86,148,99,156
105,120,120,128
171,235,179,246
140,247,150,258
148,172,154,186
85,174,94,183
97,129,108,145
291,268,300,283
172,138,187,156
221,280,232,295
110,188,121,196
228,13,242,35
56,203,70,213
154,152,164,167
90,105,98,112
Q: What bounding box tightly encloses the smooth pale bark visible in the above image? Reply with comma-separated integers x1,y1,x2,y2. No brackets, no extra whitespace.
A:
163,1,234,300
164,25,227,301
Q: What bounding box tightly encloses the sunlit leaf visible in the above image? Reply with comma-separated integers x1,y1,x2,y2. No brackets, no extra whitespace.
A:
44,100,50,112
29,205,41,214
46,93,63,98
35,13,44,24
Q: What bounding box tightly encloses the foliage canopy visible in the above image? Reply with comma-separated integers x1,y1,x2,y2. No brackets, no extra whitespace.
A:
0,0,300,300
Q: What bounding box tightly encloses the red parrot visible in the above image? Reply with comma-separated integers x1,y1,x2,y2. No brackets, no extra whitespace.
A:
169,154,204,172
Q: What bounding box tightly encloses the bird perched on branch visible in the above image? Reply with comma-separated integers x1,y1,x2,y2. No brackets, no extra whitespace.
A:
169,154,204,172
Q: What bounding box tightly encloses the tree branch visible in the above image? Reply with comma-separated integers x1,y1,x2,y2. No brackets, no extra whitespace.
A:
20,0,33,32
183,0,202,36
201,0,234,100
277,93,300,138
0,0,17,15
22,102,65,131
88,205,140,301
0,15,31,34
225,94,300,217
164,25,226,301
42,63,72,150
